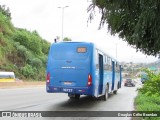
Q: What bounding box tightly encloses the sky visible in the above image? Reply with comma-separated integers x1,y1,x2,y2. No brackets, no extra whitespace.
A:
0,0,159,63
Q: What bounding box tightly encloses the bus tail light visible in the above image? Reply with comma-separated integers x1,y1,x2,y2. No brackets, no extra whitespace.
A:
87,74,92,86
46,72,50,84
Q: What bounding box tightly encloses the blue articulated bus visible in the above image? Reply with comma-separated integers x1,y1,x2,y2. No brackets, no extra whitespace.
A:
46,42,122,100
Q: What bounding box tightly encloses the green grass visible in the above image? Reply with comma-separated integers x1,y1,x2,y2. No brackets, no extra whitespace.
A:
134,92,160,120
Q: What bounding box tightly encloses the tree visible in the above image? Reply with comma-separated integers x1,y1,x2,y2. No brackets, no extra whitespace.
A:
0,12,14,35
63,37,72,41
0,5,11,19
88,0,160,57
41,40,50,55
12,28,46,55
30,58,42,69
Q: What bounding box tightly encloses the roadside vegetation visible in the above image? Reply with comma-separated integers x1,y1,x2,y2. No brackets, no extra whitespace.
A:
135,69,160,120
88,1,160,119
88,0,160,57
0,5,50,81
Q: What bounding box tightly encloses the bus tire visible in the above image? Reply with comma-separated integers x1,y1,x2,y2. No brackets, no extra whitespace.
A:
68,94,75,99
75,94,80,99
117,82,120,89
103,85,109,101
113,83,119,94
113,90,117,94
68,94,80,99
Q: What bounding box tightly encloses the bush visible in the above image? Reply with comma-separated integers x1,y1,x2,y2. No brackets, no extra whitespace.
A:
12,29,44,56
13,42,20,47
21,64,37,78
138,69,160,96
33,68,46,81
16,45,27,56
38,55,48,65
24,51,33,62
0,11,14,35
12,30,30,47
30,58,42,69
28,33,42,55
0,64,16,71
135,69,160,120
41,40,50,54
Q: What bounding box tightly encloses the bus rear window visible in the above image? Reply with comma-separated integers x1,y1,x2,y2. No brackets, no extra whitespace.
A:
51,45,89,60
77,47,87,53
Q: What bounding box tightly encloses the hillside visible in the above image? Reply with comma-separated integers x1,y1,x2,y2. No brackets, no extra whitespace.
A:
0,5,50,81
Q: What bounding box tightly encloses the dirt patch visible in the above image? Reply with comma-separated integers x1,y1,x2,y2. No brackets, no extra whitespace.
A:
0,81,45,89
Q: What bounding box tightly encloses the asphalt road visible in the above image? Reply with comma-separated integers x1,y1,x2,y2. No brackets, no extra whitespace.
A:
0,83,140,120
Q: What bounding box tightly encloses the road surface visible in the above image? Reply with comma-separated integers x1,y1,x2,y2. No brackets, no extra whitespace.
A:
0,83,140,120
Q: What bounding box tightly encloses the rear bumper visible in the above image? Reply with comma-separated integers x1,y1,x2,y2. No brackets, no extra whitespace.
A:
46,85,93,95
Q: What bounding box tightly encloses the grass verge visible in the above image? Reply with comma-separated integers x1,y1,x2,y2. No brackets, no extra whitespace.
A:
134,92,160,120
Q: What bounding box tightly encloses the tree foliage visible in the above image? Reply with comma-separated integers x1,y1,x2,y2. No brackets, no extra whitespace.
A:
21,64,37,78
88,0,160,57
0,5,13,35
138,69,160,96
0,4,51,80
41,39,50,54
30,58,42,69
12,29,43,55
63,37,72,41
0,12,14,35
11,28,50,78
0,5,11,19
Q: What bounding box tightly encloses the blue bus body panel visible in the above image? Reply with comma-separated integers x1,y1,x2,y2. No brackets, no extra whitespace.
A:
47,42,94,95
104,71,112,92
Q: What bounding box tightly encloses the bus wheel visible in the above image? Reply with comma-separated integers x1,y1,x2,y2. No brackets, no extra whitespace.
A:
68,94,80,99
113,90,117,94
75,94,80,99
68,94,75,99
103,85,109,101
113,83,119,94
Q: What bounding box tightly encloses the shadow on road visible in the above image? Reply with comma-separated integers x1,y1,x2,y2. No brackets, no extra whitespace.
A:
46,85,138,111
47,93,118,111
54,96,102,109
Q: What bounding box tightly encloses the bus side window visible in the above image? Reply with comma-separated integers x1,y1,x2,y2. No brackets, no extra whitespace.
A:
107,57,111,71
95,49,99,70
110,59,112,71
117,64,120,73
115,62,118,72
116,63,120,73
104,56,107,71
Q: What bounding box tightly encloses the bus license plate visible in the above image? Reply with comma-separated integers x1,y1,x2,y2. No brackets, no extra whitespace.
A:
62,88,73,92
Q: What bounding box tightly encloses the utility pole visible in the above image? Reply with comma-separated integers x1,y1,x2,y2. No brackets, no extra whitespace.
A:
58,6,69,41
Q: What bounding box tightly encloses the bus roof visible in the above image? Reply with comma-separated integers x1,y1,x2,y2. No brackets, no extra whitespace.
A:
52,41,93,45
0,72,15,75
52,42,120,64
